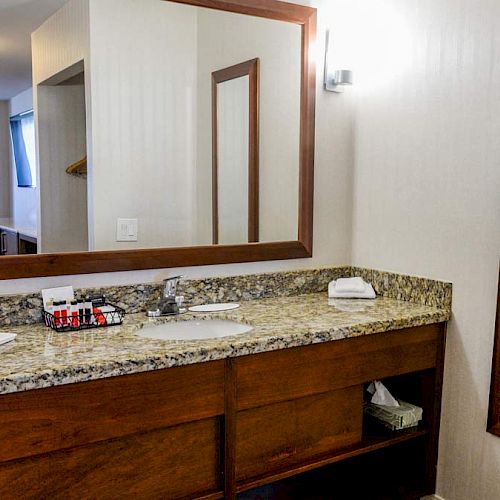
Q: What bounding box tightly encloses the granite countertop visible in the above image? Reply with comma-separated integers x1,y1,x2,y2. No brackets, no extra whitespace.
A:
0,292,451,395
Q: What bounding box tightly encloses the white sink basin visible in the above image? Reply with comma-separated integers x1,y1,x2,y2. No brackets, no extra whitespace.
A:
136,319,253,341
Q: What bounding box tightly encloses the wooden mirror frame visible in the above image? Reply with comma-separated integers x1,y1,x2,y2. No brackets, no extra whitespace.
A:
212,58,260,245
487,264,500,436
0,0,316,280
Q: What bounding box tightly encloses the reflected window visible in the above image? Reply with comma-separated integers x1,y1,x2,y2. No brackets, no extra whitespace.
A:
10,110,36,188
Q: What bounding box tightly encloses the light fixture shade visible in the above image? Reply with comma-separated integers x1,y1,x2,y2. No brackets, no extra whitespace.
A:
334,69,354,86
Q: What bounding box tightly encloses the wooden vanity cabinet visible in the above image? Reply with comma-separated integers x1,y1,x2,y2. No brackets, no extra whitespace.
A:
0,362,226,500
0,323,446,499
229,323,445,497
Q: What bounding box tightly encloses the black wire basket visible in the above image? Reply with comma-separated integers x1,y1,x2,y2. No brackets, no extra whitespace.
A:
42,303,125,332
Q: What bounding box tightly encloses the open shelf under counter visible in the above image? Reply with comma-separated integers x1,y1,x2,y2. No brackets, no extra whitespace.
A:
236,424,431,494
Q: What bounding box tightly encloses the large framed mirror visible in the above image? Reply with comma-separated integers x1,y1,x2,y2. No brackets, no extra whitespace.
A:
0,0,316,279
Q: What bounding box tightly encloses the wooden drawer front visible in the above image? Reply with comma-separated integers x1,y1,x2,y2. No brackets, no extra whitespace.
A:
235,325,441,410
0,361,224,463
0,417,221,500
235,386,363,482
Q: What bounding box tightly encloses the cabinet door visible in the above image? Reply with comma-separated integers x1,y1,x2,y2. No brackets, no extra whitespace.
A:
235,386,363,482
1,229,18,255
0,418,221,500
0,362,225,499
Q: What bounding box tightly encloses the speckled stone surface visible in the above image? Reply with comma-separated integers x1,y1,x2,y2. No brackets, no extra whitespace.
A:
0,267,351,327
0,292,451,395
0,266,451,327
350,267,453,308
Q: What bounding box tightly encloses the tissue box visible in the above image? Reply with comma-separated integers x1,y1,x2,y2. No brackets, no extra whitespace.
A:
364,400,423,431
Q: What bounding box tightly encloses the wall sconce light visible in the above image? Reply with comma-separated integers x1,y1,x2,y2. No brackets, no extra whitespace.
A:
324,30,353,93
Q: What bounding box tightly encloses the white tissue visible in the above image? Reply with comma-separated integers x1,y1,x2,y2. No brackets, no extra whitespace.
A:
367,380,400,407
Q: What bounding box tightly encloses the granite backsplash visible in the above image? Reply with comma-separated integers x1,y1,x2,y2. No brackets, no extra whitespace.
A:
0,266,451,327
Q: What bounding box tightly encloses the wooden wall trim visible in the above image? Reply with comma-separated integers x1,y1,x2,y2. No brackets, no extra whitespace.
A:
298,8,316,255
168,0,316,24
0,0,316,280
0,241,309,280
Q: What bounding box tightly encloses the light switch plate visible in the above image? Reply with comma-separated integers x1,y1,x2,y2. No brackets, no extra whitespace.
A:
116,218,138,242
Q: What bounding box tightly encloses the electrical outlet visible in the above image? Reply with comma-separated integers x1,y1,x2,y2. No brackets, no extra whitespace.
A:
116,218,138,242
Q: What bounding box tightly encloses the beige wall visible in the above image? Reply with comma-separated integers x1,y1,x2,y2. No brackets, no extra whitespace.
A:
0,102,11,218
88,0,199,250
350,0,500,499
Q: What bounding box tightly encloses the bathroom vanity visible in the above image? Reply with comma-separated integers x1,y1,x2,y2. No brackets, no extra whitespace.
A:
0,289,450,499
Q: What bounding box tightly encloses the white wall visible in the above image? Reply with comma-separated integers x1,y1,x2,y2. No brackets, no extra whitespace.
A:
196,8,302,244
349,0,500,499
88,0,198,250
9,88,37,232
0,102,11,218
31,0,89,87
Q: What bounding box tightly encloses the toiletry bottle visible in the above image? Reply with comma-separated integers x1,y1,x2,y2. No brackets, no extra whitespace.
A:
84,296,92,325
70,300,80,328
93,305,107,326
66,300,72,327
93,295,106,307
53,301,62,328
98,305,117,324
60,300,69,327
77,298,84,325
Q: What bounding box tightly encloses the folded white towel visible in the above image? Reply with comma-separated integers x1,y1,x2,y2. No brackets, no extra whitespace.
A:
328,279,376,299
334,277,366,293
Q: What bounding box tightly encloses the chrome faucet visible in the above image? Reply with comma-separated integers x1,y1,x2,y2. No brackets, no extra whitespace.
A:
147,275,184,317
163,275,183,300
